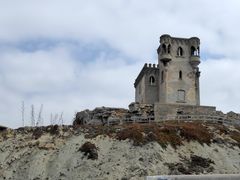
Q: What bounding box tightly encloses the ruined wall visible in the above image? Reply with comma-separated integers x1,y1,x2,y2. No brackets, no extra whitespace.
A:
154,103,216,121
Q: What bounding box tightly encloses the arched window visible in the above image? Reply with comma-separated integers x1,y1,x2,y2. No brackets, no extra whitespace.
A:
177,90,185,102
161,71,164,83
197,47,200,56
149,76,155,85
162,44,167,54
177,47,183,56
191,46,198,56
167,44,171,53
179,71,182,80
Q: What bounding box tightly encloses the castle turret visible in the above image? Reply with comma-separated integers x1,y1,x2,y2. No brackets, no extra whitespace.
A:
157,34,172,65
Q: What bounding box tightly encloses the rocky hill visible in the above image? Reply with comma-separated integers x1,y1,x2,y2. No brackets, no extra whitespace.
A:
0,121,240,180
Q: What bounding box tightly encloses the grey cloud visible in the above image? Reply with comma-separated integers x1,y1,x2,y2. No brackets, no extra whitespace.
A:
0,0,240,127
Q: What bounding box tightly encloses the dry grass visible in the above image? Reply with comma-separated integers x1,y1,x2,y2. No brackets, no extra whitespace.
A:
116,123,145,146
229,130,240,147
211,124,240,147
116,121,213,147
176,122,213,145
32,127,44,139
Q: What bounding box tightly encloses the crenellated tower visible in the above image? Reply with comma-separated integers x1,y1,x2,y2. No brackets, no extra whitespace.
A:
157,34,201,105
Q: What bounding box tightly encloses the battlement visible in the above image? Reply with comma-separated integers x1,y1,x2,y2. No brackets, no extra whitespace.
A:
160,34,200,45
134,63,159,88
158,34,200,59
143,63,159,68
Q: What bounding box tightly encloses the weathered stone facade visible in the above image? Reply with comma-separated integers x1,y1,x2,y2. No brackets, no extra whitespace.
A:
135,34,201,105
134,64,159,104
134,34,216,120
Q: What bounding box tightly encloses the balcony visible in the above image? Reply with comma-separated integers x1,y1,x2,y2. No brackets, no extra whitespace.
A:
160,54,172,65
190,55,200,68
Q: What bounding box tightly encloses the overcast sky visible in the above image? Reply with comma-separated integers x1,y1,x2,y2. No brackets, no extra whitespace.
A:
1,0,240,128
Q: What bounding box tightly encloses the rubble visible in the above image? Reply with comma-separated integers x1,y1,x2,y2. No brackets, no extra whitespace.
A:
73,103,154,126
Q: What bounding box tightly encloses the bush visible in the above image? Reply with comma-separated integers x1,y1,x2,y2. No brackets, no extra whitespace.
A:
48,125,59,135
116,122,214,147
79,142,98,160
32,127,43,139
178,122,213,145
116,124,144,146
229,130,240,147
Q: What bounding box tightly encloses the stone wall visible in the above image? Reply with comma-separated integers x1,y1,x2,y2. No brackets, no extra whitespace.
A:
154,103,216,117
73,103,154,125
134,64,159,104
74,103,240,126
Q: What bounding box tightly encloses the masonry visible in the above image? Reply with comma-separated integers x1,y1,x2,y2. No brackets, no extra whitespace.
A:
134,34,216,120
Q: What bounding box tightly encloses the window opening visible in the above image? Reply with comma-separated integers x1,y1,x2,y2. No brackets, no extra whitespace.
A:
161,71,164,83
167,44,171,53
177,90,185,102
177,47,183,56
149,76,155,85
162,44,167,54
179,71,182,80
191,46,198,56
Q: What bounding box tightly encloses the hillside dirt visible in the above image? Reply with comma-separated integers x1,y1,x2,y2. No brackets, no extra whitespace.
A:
0,121,240,180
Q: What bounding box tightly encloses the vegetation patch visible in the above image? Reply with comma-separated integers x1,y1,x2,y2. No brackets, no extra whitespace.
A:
116,123,144,146
47,125,59,135
32,127,44,139
78,141,98,160
79,125,119,139
177,122,213,145
211,124,240,147
116,122,213,148
229,130,240,147
165,155,214,174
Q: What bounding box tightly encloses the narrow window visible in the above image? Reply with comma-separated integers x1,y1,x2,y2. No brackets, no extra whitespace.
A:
179,71,182,80
177,47,183,56
161,71,164,83
191,46,196,56
177,90,185,102
167,44,171,53
149,76,155,85
162,44,167,53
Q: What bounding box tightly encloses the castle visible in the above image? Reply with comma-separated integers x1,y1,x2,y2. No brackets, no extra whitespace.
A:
134,35,216,120
75,35,240,126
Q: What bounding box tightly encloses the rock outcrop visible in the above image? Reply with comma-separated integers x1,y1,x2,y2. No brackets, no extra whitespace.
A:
0,125,7,131
73,103,155,126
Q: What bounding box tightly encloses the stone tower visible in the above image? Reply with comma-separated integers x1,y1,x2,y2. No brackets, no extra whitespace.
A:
157,34,201,105
133,34,217,120
134,34,201,106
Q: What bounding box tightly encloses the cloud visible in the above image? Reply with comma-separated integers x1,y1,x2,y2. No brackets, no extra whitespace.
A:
200,58,240,113
0,41,141,127
0,0,240,128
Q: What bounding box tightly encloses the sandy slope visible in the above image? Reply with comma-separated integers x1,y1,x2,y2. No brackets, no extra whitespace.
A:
0,124,239,180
